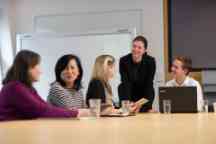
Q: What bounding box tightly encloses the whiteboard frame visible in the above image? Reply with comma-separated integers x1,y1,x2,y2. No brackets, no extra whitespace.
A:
16,28,136,53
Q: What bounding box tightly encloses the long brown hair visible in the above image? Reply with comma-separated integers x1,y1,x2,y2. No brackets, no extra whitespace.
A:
2,50,41,88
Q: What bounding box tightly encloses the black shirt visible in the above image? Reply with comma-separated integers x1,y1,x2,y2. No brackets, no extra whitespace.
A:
86,79,106,107
119,53,156,112
131,61,141,82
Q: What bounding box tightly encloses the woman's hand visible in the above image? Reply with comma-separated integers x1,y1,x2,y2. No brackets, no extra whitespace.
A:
112,108,122,114
77,109,91,117
148,109,158,113
129,102,141,113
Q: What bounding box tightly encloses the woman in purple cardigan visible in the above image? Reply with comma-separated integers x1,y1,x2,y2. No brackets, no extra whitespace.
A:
0,50,90,121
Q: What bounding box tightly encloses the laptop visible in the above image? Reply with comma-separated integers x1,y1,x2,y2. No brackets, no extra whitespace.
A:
159,87,198,113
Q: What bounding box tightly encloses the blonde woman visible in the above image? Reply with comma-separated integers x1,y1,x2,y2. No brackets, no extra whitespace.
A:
86,55,136,116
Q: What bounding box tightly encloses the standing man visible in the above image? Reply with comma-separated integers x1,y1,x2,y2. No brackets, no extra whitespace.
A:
119,35,156,112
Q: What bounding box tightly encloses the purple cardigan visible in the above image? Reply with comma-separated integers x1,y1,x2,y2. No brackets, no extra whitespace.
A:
0,81,78,121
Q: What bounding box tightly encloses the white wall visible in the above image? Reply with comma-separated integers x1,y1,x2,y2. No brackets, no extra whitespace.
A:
9,0,164,109
0,0,15,85
11,0,164,75
0,6,2,87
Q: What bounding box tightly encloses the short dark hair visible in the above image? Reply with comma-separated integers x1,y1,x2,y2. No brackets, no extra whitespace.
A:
55,54,83,90
133,35,148,49
2,50,41,88
174,56,192,75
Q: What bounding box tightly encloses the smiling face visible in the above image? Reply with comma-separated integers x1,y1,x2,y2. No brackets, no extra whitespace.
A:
60,59,80,87
171,59,188,79
132,40,146,62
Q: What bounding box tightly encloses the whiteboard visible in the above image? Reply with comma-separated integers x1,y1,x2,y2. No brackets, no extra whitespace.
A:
17,30,135,103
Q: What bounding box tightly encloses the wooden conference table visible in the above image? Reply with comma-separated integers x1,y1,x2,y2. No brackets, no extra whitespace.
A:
0,113,216,144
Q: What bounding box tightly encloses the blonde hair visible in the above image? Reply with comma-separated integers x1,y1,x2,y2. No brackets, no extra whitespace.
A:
91,55,115,95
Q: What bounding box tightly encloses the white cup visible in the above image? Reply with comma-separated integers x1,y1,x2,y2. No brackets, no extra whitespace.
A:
163,100,171,114
121,100,130,115
203,100,209,113
213,102,216,113
89,99,101,118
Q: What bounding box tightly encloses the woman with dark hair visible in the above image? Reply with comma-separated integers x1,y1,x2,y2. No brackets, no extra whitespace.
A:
119,35,156,112
47,54,85,109
0,50,90,121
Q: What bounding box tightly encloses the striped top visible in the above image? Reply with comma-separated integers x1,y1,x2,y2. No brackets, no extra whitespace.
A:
47,82,85,109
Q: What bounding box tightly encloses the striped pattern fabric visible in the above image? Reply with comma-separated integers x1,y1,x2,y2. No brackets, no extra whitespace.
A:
47,82,85,109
